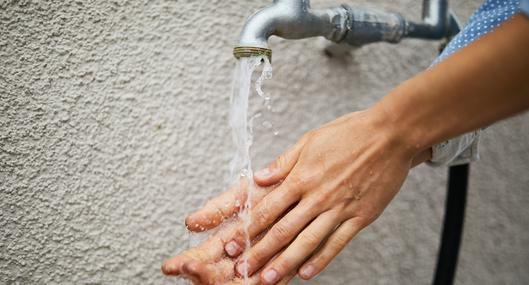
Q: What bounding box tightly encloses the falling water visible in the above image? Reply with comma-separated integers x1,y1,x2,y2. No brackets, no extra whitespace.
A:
229,55,272,284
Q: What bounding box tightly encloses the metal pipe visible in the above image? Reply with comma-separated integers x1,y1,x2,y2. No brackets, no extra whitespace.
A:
339,5,408,46
233,0,451,60
407,0,449,39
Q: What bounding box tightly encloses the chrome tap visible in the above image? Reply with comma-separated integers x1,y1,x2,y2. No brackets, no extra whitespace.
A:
233,0,457,61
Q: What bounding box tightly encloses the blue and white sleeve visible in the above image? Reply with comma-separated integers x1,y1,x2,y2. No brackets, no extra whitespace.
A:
427,0,524,166
520,0,529,17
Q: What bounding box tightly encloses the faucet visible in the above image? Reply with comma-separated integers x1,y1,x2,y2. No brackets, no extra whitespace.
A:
233,0,459,61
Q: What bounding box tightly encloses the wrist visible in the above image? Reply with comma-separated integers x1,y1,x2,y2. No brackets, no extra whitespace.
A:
366,94,431,164
411,148,432,167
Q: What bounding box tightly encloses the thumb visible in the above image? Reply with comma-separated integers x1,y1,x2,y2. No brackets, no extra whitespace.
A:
254,134,308,186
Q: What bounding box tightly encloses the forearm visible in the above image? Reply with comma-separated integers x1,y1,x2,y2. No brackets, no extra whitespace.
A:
376,14,529,157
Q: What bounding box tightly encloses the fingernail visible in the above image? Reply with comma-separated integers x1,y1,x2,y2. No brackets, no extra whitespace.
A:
163,261,177,273
255,167,273,179
263,268,279,284
300,265,315,279
225,241,241,257
235,261,246,276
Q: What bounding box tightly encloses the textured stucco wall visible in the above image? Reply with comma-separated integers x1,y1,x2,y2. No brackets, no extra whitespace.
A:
1,0,528,284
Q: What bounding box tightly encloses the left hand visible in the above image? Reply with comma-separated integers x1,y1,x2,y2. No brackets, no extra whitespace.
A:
220,109,430,284
162,181,298,285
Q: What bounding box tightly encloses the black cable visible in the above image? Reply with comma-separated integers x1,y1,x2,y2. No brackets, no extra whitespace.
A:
432,164,469,285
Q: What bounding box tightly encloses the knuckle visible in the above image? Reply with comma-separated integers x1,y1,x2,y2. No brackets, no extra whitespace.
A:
297,172,313,185
231,228,246,245
273,258,291,273
331,232,350,251
309,191,331,207
300,230,321,248
341,203,358,219
309,251,326,265
254,207,270,225
356,203,382,225
303,169,325,188
286,175,303,189
288,172,314,192
271,222,292,242
359,214,376,228
248,248,267,264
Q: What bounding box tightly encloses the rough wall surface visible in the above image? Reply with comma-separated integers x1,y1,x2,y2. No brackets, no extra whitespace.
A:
1,0,528,284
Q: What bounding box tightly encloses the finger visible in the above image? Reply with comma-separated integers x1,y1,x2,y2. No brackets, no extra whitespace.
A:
258,211,341,284
265,249,298,285
187,179,278,232
224,184,301,257
236,201,322,276
263,249,298,285
161,241,221,276
298,217,363,280
185,234,226,262
277,270,297,285
224,274,262,285
186,179,249,232
254,133,310,186
204,258,240,284
162,218,248,278
180,257,239,285
162,230,229,275
161,254,193,276
233,248,294,285
181,259,214,285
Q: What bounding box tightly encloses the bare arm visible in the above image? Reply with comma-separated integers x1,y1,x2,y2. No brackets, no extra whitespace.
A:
378,14,529,158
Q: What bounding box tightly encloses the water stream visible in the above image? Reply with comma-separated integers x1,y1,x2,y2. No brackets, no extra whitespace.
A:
229,55,272,284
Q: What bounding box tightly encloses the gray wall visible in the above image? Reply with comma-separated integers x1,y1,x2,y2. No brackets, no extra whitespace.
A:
1,0,528,284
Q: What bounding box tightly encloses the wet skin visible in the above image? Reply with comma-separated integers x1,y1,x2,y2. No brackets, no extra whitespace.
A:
161,181,297,285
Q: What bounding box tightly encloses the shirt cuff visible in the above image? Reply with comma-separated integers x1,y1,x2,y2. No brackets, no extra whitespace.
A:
520,0,529,17
428,130,481,167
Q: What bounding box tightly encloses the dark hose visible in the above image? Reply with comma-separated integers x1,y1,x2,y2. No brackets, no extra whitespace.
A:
433,164,469,285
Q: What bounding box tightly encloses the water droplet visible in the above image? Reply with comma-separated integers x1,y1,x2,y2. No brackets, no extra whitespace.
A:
262,121,273,129
240,169,249,177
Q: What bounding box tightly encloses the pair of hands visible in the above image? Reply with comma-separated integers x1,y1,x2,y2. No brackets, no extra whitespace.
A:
162,109,429,284
161,181,296,285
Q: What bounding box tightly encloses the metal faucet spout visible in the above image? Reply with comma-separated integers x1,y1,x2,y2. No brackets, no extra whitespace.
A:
234,0,348,61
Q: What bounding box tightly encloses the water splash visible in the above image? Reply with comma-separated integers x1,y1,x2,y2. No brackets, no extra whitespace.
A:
229,55,272,284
